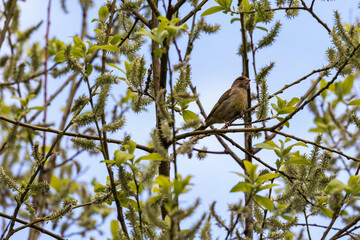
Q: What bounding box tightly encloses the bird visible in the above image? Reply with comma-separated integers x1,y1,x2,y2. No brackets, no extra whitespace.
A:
196,76,251,130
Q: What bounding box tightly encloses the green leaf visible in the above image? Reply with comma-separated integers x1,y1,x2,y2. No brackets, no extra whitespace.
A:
154,48,163,58
348,175,360,188
114,150,134,166
241,0,250,11
97,44,119,52
285,158,312,166
54,50,65,62
254,195,274,211
50,175,61,192
28,106,46,111
256,26,268,32
201,6,225,16
182,110,198,122
126,140,136,154
288,97,299,107
155,175,171,190
277,106,296,114
230,18,240,23
258,183,279,191
94,184,106,192
348,99,360,106
256,173,279,184
73,36,86,52
137,153,163,161
12,96,27,106
320,206,333,218
230,181,253,192
111,220,120,240
244,160,257,180
343,74,354,95
101,160,116,164
71,47,84,58
87,64,93,75
277,117,289,128
325,180,346,194
99,6,109,22
108,63,126,74
110,34,123,45
255,141,278,149
320,79,327,99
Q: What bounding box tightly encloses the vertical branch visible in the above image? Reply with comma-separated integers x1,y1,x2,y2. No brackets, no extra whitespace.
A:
240,4,253,239
43,0,51,161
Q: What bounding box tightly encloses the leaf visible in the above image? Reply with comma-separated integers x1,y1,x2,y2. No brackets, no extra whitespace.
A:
201,6,225,16
154,48,163,58
256,173,279,184
182,110,198,122
256,26,268,32
254,195,274,211
114,150,134,166
277,106,296,114
110,220,120,240
292,142,308,147
99,6,109,22
325,179,346,194
50,175,61,192
110,34,123,45
258,183,279,191
54,50,65,62
29,106,46,111
343,74,354,95
243,161,257,179
137,153,163,161
156,175,171,190
287,98,298,107
71,47,84,58
108,63,126,74
94,184,106,192
73,36,86,52
348,175,360,188
126,140,136,154
320,206,333,218
348,99,360,106
230,18,240,23
320,79,327,99
230,182,253,192
241,0,250,11
255,141,277,149
97,44,119,52
277,117,289,128
285,158,312,166
87,64,93,76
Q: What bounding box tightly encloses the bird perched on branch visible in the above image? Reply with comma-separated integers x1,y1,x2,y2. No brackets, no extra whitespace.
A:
196,76,251,130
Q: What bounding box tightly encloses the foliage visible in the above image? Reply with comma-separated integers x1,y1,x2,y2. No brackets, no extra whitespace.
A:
1,0,360,239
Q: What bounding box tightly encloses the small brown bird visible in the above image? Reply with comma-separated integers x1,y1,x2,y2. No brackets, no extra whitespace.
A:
197,76,250,130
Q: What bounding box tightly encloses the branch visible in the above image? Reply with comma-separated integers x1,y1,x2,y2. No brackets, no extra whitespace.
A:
118,18,140,47
177,0,209,25
146,0,162,17
0,212,65,240
0,114,153,152
272,44,360,130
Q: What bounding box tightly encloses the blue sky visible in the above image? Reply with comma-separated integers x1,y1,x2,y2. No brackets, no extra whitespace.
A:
11,0,360,239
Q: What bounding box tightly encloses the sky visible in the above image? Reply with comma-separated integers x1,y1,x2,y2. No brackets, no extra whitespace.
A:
8,0,360,239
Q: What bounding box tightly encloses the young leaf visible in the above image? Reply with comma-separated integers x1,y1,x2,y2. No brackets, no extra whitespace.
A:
254,195,274,211
201,6,225,16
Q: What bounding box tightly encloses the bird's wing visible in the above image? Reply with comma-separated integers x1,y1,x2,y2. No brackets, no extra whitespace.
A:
205,88,234,122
